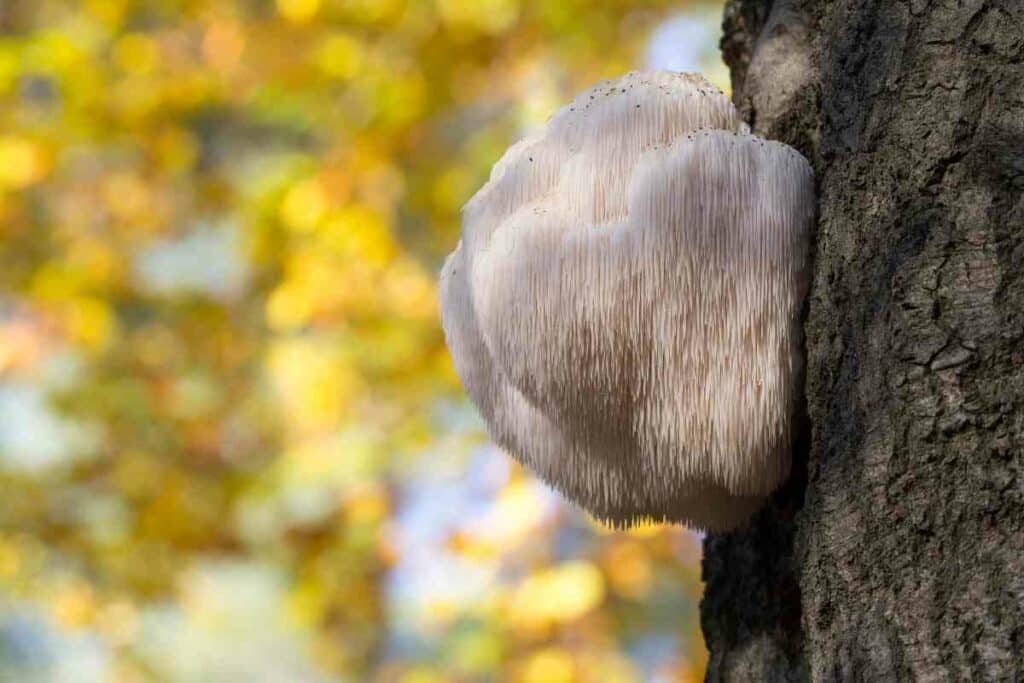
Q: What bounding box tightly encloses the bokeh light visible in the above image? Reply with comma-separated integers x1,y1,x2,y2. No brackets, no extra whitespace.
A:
0,1,726,680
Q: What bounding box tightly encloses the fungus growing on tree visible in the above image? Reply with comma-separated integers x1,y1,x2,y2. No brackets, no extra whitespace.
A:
440,71,815,531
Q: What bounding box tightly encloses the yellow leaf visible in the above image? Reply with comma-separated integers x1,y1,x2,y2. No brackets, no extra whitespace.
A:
266,281,315,331
85,0,128,28
321,203,394,265
520,648,574,683
400,667,446,683
280,178,329,233
113,34,160,76
203,20,246,71
339,0,405,24
277,0,321,24
509,562,605,630
316,34,363,80
267,337,362,434
437,0,521,35
65,296,118,350
0,137,47,189
0,537,20,578
52,580,97,629
102,173,153,224
382,258,436,319
603,542,653,599
155,127,199,172
345,484,389,526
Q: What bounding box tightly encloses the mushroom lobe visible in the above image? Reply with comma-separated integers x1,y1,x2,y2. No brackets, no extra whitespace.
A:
440,70,815,531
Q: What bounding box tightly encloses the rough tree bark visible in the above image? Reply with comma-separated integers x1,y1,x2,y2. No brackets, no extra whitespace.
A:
700,1,1024,680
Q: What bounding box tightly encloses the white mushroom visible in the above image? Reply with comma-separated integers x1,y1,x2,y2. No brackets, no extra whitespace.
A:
440,71,815,531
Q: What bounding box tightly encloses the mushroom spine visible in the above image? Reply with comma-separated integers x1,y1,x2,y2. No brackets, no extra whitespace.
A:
440,70,815,532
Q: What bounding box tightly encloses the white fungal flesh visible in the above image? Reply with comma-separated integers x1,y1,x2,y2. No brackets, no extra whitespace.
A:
440,71,815,532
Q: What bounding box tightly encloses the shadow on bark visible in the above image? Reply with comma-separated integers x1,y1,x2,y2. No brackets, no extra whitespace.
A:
700,397,810,683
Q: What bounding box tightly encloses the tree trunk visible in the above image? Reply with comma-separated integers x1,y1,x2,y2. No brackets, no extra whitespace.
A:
700,1,1024,680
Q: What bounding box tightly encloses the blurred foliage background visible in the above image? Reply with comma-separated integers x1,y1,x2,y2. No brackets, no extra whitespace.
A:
0,0,727,680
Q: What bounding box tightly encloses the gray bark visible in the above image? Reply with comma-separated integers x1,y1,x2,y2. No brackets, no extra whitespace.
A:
701,1,1024,680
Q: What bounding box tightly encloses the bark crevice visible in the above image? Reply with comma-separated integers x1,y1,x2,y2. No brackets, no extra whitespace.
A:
701,1,1024,680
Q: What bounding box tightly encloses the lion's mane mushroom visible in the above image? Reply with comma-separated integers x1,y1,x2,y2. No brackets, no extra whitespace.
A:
440,71,815,532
